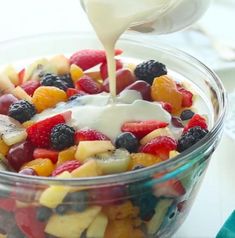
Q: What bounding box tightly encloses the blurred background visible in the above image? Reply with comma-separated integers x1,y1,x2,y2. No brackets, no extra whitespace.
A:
0,0,235,237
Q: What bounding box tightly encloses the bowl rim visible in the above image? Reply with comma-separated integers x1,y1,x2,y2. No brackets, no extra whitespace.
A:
0,32,227,186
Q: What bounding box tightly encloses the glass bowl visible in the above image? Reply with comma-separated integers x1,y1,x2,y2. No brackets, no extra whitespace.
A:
0,32,226,238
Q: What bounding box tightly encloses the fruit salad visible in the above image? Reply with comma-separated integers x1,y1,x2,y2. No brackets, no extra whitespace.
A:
0,48,210,238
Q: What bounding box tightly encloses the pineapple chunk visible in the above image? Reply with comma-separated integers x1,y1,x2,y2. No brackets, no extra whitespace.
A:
57,146,77,167
169,150,180,159
87,212,108,238
48,55,70,75
2,129,27,146
39,171,72,208
3,65,19,86
71,159,102,178
11,86,32,102
45,206,101,238
0,73,15,93
75,140,115,163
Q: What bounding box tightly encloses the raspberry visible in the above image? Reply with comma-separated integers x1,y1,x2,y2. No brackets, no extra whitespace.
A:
183,114,208,132
121,120,168,139
21,80,40,96
33,148,59,163
140,136,177,160
66,88,86,98
177,85,193,107
134,60,167,84
8,100,36,123
76,75,102,94
50,123,75,150
160,102,172,113
52,160,81,176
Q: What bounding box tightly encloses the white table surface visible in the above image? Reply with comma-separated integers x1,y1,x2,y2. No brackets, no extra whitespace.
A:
1,1,235,237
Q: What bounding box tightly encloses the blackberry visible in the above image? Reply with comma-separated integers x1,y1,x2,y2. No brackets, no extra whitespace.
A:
36,206,53,222
180,109,195,121
134,60,167,84
115,132,139,153
177,126,208,152
8,100,36,123
59,74,74,88
40,73,68,91
50,123,75,150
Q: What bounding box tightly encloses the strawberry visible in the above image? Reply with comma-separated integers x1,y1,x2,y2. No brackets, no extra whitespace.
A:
177,84,193,107
183,114,208,132
21,80,40,96
75,128,110,144
33,148,59,163
121,120,168,139
160,102,173,113
66,88,86,98
18,68,25,85
52,160,81,176
153,178,186,198
100,59,123,80
26,112,71,148
0,198,16,212
15,207,46,238
76,75,102,94
70,49,123,71
140,136,177,160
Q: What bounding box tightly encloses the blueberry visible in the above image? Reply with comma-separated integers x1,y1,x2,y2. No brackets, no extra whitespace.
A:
64,191,88,212
36,206,53,222
55,204,70,215
180,110,195,121
115,132,139,153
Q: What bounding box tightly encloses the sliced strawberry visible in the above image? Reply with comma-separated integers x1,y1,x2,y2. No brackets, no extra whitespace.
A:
52,160,81,176
140,136,177,160
160,102,173,113
100,59,123,80
26,113,70,148
183,114,208,132
66,88,86,98
153,178,186,198
76,75,102,94
177,85,193,107
0,198,16,212
33,148,59,163
70,49,123,71
18,68,25,85
21,80,40,96
121,120,168,139
15,207,46,238
75,128,110,144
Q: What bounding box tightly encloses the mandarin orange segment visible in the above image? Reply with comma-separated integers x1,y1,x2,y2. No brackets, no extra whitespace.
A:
70,64,84,83
128,153,162,170
56,146,77,167
151,75,183,114
32,86,67,112
0,138,9,156
22,158,55,176
22,120,35,128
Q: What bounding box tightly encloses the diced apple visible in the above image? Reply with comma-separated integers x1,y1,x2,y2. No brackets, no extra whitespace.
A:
11,86,32,102
75,140,115,163
0,73,15,93
140,127,173,145
3,65,19,86
147,199,173,235
47,55,70,75
39,171,72,208
71,159,102,178
87,212,108,238
45,206,101,238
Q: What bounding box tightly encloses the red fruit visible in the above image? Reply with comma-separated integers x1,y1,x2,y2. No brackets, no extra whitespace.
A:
52,160,81,176
183,114,208,132
76,75,102,94
103,69,136,94
70,49,123,71
153,178,186,198
66,88,86,98
33,148,59,163
18,68,25,85
7,141,35,171
75,128,110,144
140,136,177,160
0,198,16,212
26,113,69,148
15,207,46,238
0,94,18,115
124,80,151,101
121,120,168,139
100,59,123,80
177,85,193,107
21,80,40,96
160,102,173,113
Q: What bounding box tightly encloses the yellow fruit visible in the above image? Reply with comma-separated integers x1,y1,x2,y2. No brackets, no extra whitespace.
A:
128,153,162,170
48,55,70,75
102,201,139,220
151,75,183,114
22,120,35,128
169,150,180,159
22,158,54,177
3,65,19,86
0,139,9,156
57,146,77,167
70,64,84,82
32,86,67,112
11,86,32,102
86,71,102,82
0,73,15,93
